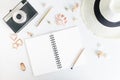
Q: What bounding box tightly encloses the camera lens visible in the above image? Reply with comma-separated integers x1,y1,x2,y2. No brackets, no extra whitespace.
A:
13,10,27,24
17,14,22,19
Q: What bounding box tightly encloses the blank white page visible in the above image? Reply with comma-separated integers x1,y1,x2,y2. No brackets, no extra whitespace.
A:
25,27,84,76
53,27,83,69
25,34,58,76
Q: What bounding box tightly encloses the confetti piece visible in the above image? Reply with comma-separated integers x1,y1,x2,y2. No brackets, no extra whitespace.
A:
41,3,46,7
96,50,106,58
47,20,51,24
72,3,79,12
20,62,26,71
64,7,69,11
27,32,33,37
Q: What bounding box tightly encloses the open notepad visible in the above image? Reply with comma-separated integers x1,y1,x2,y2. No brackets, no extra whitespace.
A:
25,27,84,76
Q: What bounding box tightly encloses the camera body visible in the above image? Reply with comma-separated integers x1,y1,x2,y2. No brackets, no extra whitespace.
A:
3,0,38,33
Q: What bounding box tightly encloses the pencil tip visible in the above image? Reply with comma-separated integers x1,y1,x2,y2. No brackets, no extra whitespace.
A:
71,67,73,69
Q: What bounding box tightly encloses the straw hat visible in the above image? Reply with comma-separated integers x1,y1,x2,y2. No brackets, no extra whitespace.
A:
80,0,120,38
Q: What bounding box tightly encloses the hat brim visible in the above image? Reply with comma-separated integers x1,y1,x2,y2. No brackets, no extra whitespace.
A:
80,0,120,38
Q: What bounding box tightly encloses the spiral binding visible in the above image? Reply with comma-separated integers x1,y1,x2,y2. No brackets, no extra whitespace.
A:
49,34,62,69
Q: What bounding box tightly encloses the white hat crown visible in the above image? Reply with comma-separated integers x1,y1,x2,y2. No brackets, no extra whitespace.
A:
110,0,120,14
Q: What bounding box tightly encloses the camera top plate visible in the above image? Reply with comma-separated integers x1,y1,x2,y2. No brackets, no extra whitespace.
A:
3,1,27,22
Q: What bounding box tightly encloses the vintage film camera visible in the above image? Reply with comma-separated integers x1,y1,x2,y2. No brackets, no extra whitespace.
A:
3,0,38,33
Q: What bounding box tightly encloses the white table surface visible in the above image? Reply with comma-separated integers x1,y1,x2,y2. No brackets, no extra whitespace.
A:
0,0,120,80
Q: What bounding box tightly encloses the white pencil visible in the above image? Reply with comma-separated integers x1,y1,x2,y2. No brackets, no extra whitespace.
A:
71,48,85,69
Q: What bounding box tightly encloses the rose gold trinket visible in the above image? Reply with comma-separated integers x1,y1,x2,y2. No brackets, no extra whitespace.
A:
12,39,23,49
10,34,17,41
55,13,68,25
20,62,26,71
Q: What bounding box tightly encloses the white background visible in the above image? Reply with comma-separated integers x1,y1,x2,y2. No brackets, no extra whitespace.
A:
0,0,120,80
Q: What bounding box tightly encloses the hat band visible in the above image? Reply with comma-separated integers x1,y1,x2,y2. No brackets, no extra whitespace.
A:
94,0,120,27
